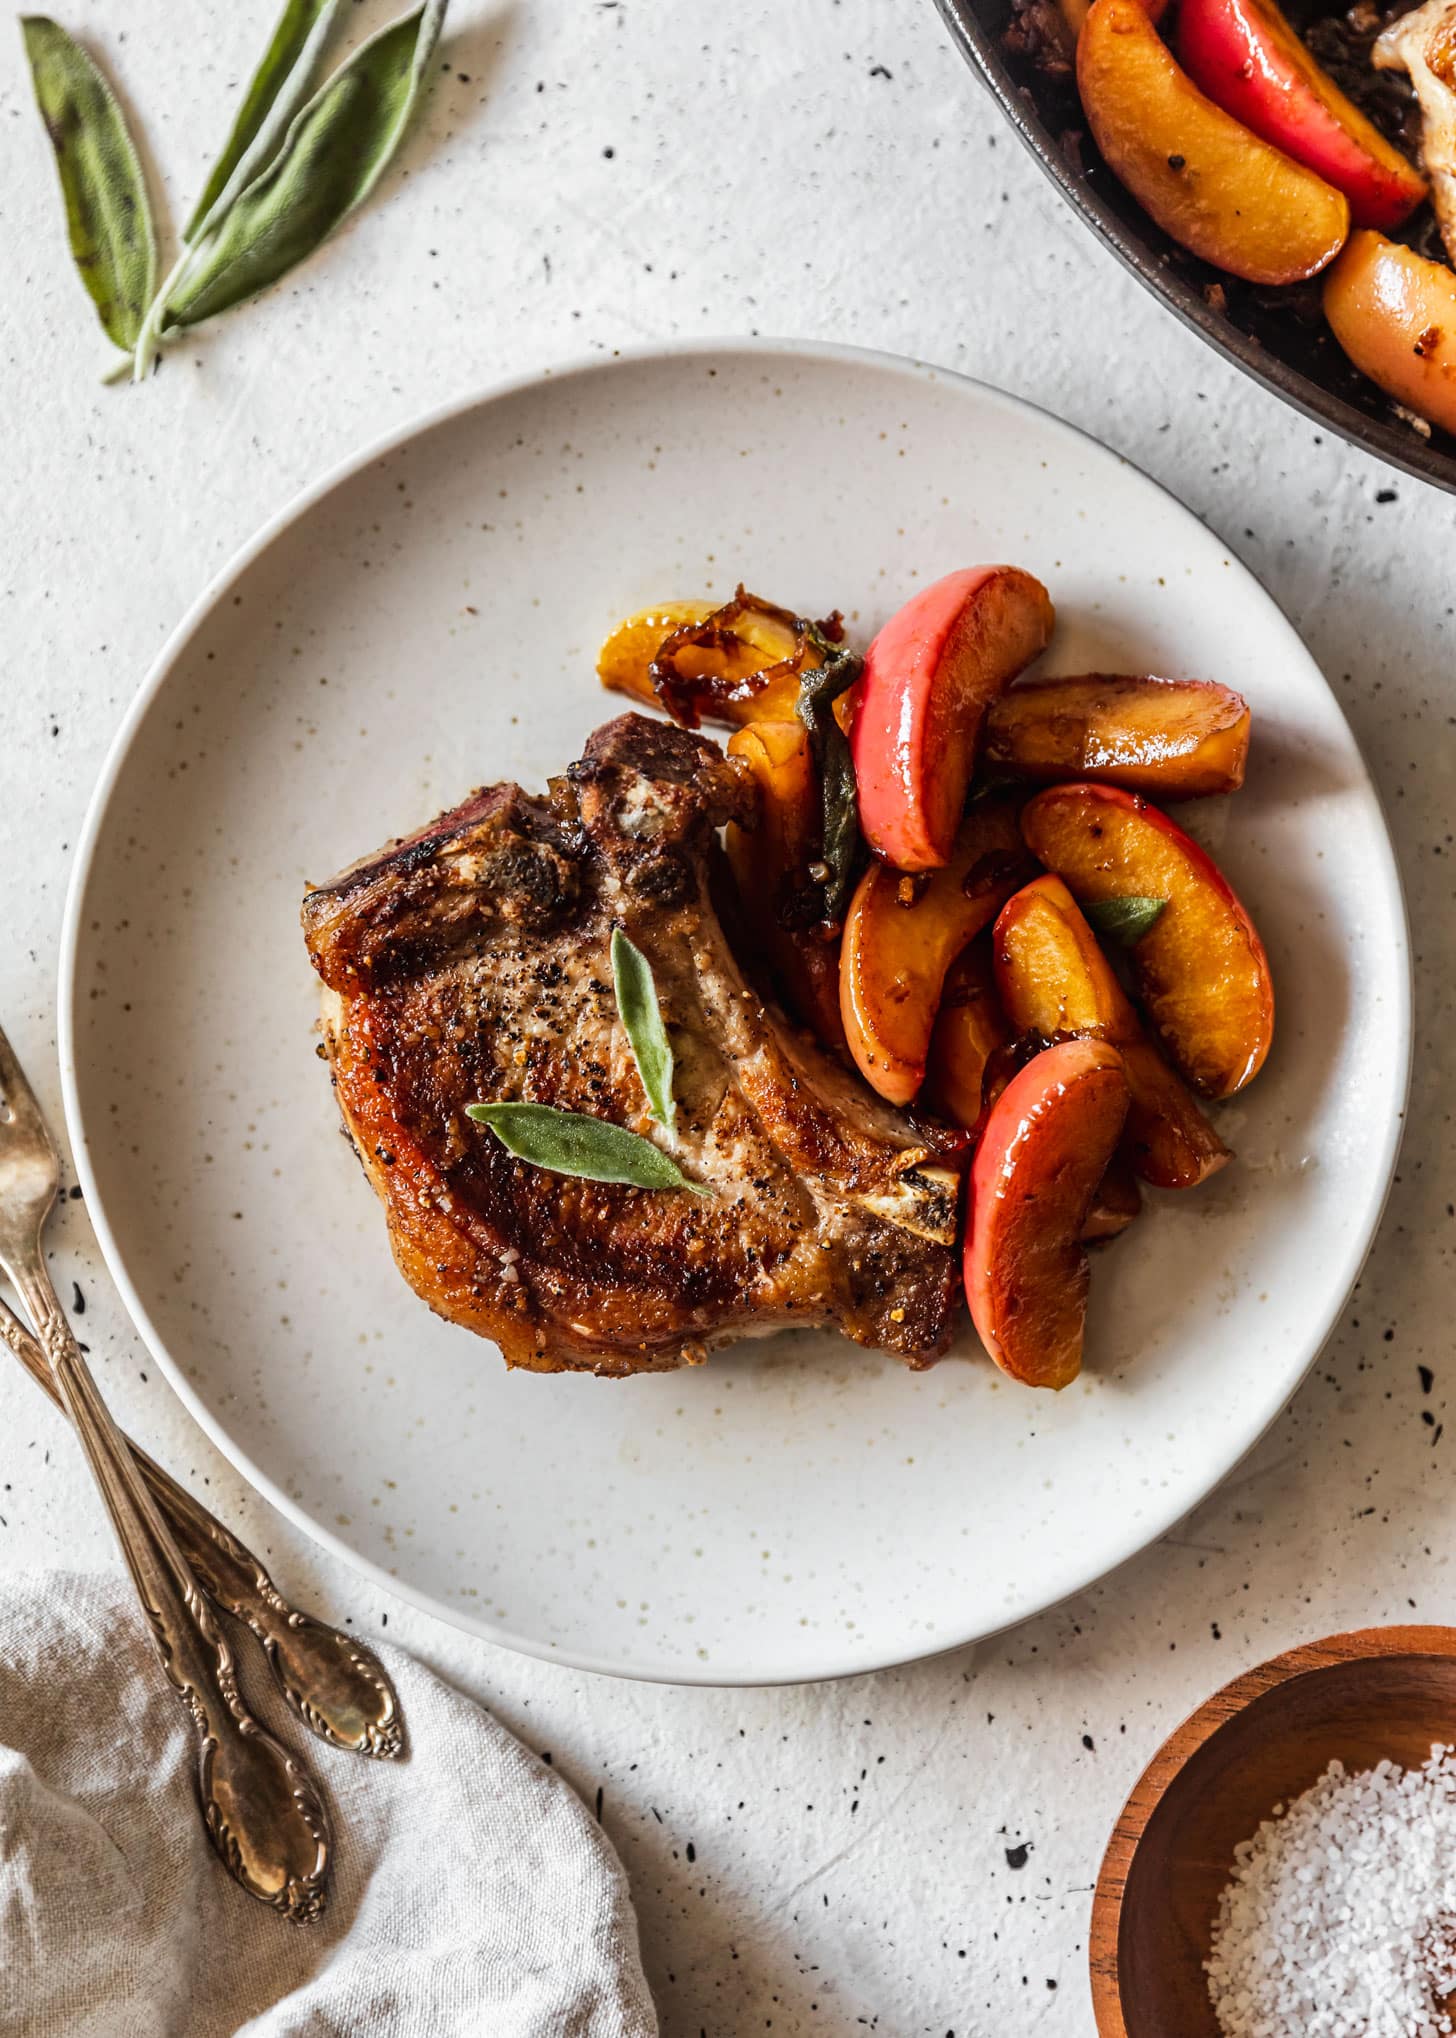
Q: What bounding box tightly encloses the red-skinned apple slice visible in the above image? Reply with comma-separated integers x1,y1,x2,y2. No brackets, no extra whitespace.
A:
984,675,1251,798
1083,1154,1142,1241
1077,0,1351,287
993,873,1230,1187
1061,0,1168,36
849,567,1054,872
1176,0,1426,230
1020,784,1274,1098
1324,232,1456,436
840,798,1029,1105
970,1031,1147,1235
966,1038,1131,1390
924,941,1011,1131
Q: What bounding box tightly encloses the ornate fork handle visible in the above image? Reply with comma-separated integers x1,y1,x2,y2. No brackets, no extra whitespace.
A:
0,1298,403,1760
7,1259,331,1922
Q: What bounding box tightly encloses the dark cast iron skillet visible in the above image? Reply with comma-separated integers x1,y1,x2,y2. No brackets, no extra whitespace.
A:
934,0,1456,493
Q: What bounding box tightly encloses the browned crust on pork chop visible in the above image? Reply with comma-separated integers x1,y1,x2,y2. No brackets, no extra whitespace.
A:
303,715,963,1375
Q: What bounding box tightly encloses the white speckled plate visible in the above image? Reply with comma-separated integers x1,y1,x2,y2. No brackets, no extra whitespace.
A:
59,343,1409,1685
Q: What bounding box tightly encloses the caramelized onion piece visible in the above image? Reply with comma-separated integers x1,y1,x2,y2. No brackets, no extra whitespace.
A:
651,587,826,729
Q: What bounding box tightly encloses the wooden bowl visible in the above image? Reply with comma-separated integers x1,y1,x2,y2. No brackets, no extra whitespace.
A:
1090,1625,1456,2035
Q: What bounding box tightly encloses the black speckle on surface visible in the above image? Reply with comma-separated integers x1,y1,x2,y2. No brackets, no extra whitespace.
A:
595,1785,604,1821
1376,488,1398,503
71,1282,85,1315
870,62,893,77
686,1840,696,1862
1420,1364,1435,1393
1005,1843,1030,1870
1082,1733,1094,1750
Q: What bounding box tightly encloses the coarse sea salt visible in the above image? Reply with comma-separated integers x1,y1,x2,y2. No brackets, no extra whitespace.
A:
1207,1744,1456,2038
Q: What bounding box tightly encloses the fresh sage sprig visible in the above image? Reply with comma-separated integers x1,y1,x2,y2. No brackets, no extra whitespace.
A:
797,646,865,925
21,0,447,384
611,927,678,1145
21,17,157,352
155,1,446,367
466,1105,711,1198
183,0,342,243
1085,896,1167,945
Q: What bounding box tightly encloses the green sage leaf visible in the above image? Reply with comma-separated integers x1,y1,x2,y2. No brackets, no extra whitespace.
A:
610,928,677,1143
21,16,157,351
797,647,865,924
466,1103,710,1196
1085,896,1167,946
184,0,343,243
166,0,447,333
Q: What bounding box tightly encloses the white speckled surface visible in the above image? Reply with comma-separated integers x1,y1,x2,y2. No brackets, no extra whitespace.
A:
2,1,1451,2028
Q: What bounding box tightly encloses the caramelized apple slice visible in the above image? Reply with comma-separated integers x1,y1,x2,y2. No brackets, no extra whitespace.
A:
924,941,1011,1130
1021,784,1274,1098
726,719,846,1050
598,601,716,708
966,1038,1131,1390
1324,231,1456,436
1077,0,1350,285
849,568,1054,871
1062,0,1168,37
984,675,1250,798
840,799,1029,1105
598,591,822,726
1177,0,1426,229
1083,1155,1142,1241
994,874,1230,1188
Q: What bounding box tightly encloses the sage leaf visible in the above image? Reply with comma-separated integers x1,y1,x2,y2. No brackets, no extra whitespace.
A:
610,928,677,1144
797,647,865,924
184,0,343,244
21,16,157,351
466,1103,711,1197
1085,895,1167,946
164,0,447,334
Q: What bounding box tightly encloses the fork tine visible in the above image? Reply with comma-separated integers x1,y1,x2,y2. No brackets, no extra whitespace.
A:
0,1020,61,1165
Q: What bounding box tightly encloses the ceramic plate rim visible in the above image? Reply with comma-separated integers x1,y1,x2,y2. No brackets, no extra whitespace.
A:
57,337,1413,1686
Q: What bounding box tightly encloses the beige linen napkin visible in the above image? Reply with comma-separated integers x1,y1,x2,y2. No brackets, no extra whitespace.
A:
0,1570,657,2038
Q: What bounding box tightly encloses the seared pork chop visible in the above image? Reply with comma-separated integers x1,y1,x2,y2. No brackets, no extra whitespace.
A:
302,714,963,1375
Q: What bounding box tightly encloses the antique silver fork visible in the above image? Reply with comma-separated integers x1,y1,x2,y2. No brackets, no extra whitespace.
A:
0,1020,331,1921
0,1296,404,1760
